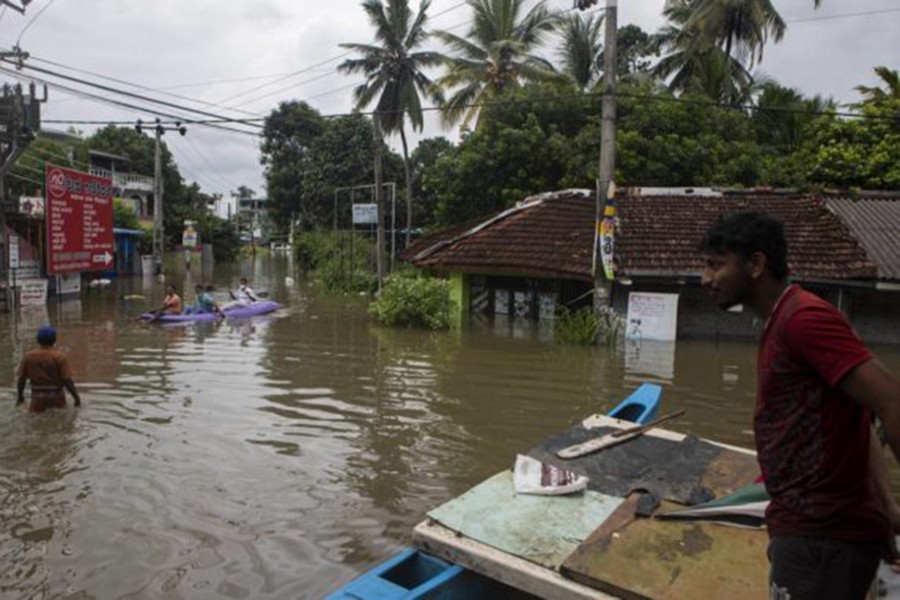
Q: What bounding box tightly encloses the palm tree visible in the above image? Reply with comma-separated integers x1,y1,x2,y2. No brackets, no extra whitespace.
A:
855,66,900,105
753,82,834,149
685,0,786,67
338,0,444,247
653,0,754,102
556,12,603,91
434,0,560,128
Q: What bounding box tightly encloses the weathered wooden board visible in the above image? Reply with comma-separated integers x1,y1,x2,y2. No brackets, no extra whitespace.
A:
561,498,768,599
426,470,623,569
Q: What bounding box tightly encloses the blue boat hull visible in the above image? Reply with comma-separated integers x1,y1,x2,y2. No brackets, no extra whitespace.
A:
327,385,662,599
607,383,662,424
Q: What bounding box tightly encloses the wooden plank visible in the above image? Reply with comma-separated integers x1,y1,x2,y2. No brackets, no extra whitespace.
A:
560,501,768,599
425,471,623,569
413,520,617,600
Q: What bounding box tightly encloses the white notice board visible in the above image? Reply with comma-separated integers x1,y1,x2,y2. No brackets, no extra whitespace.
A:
19,279,48,307
352,203,377,225
626,292,679,341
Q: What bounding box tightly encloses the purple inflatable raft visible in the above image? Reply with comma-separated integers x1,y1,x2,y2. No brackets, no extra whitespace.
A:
141,300,281,323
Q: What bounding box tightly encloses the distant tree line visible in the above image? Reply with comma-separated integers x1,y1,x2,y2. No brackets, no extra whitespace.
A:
259,0,899,233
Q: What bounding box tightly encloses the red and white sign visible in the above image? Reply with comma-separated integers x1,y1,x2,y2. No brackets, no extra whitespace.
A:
45,164,115,274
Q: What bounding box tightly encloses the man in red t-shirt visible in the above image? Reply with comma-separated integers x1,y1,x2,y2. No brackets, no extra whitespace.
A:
700,211,900,599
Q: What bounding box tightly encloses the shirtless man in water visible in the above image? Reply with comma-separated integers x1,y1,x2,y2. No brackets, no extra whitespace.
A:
16,326,82,413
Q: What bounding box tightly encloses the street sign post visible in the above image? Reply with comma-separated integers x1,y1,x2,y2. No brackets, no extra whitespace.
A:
45,164,115,275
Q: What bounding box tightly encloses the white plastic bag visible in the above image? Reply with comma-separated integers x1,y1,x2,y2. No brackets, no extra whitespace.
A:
513,454,589,496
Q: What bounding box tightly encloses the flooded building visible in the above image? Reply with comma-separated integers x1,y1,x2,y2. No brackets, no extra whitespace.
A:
402,189,900,345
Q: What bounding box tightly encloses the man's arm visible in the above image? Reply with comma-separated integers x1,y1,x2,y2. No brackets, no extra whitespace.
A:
63,379,81,407
842,359,900,465
16,376,26,405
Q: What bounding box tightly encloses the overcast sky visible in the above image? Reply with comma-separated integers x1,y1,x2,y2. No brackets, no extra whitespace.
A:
2,0,897,197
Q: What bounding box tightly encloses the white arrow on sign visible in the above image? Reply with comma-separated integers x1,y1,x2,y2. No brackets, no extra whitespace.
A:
92,251,113,264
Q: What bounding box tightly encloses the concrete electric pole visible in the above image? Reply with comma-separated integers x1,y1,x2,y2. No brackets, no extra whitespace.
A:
136,118,186,276
577,0,618,308
0,79,44,312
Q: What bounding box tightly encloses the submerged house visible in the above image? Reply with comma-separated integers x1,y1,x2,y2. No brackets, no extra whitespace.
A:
402,189,900,344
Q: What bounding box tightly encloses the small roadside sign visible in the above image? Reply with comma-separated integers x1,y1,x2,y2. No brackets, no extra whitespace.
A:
19,279,48,307
352,203,377,225
182,223,198,248
8,234,19,269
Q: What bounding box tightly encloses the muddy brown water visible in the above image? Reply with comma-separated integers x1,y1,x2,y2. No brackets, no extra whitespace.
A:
1,255,898,598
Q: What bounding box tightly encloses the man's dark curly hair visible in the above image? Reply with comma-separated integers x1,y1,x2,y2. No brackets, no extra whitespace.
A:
699,211,789,280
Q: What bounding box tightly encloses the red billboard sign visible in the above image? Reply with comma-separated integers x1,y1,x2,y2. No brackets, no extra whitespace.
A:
45,164,115,274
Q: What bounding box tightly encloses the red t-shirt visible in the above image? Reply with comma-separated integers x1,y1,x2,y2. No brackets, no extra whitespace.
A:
756,285,885,540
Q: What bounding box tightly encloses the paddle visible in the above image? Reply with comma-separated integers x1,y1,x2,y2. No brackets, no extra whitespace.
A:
557,410,686,460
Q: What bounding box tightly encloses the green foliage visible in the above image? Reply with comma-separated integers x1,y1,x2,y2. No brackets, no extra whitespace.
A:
8,137,71,198
554,306,622,346
411,136,456,226
295,230,376,293
554,306,600,345
114,198,141,230
261,103,403,231
369,271,454,329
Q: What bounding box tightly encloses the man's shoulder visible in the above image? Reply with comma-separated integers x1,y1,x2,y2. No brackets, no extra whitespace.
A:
24,347,65,361
782,287,843,322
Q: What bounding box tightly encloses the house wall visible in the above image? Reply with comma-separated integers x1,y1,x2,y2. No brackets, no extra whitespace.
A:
449,272,468,328
847,288,900,346
610,281,900,345
611,282,762,340
466,274,593,321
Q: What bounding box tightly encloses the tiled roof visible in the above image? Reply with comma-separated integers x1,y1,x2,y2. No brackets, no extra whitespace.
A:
403,191,596,280
826,197,900,281
402,190,877,282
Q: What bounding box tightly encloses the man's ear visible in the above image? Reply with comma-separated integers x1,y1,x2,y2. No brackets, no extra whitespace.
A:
747,252,768,280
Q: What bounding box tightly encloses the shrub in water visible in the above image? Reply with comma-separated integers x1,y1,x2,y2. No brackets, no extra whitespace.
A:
295,230,376,293
369,272,454,329
554,305,623,346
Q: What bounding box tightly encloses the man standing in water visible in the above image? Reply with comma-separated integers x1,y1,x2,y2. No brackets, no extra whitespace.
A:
700,211,900,599
16,326,82,413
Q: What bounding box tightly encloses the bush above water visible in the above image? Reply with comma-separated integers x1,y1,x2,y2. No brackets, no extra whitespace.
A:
369,271,454,330
554,305,623,346
295,230,376,293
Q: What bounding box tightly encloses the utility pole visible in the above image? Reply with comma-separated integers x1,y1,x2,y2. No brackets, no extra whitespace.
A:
136,118,186,276
579,0,618,309
0,78,44,312
373,116,385,291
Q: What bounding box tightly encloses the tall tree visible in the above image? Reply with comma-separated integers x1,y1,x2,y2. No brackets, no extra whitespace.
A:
653,0,754,102
434,0,560,128
337,0,443,247
555,12,603,91
260,101,326,230
686,0,786,67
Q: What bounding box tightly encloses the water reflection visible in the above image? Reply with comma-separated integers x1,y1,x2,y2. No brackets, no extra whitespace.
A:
0,255,897,598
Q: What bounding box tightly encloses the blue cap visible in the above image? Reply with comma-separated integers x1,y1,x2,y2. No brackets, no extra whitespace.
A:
36,325,57,345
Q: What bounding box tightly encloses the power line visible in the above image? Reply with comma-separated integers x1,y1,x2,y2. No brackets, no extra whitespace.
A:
38,86,900,129
784,7,900,24
0,66,263,136
26,54,265,118
16,0,57,45
214,50,355,105
4,60,264,129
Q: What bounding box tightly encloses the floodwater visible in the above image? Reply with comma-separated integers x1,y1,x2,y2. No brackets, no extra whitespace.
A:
1,254,899,598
